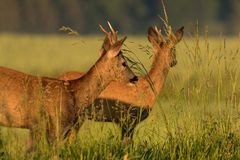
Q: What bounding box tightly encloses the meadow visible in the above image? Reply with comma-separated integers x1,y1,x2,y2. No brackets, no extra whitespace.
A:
0,32,240,159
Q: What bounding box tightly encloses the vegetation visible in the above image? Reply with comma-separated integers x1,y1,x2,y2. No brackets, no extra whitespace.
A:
0,0,240,34
0,31,240,159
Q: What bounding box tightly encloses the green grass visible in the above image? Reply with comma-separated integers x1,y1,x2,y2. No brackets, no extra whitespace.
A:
0,33,240,159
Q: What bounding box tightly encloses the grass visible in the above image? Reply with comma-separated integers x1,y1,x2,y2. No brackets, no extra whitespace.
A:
0,32,240,159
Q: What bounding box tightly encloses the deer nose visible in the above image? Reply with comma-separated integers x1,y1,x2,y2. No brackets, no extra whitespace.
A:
130,76,138,83
171,60,177,67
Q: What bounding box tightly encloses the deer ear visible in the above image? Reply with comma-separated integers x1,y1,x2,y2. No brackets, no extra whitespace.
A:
147,27,159,44
98,48,106,56
100,36,111,55
174,26,184,43
107,36,127,58
148,27,160,51
169,26,184,44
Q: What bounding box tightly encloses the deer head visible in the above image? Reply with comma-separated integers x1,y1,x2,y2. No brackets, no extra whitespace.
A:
95,22,138,84
148,26,184,67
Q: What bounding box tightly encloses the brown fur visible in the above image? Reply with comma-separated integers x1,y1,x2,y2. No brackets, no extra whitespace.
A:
58,26,184,139
0,35,137,149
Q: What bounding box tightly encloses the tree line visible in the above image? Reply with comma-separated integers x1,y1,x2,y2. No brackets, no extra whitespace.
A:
0,0,239,34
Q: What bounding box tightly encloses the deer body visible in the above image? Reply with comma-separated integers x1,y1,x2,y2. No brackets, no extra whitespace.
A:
59,26,184,138
0,67,76,136
0,58,122,145
0,24,137,148
60,46,172,138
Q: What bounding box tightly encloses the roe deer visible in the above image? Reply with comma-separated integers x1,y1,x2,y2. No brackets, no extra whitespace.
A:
59,25,184,139
0,23,138,150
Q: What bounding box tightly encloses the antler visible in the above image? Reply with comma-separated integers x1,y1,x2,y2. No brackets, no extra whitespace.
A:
154,26,165,42
99,21,118,45
107,21,118,42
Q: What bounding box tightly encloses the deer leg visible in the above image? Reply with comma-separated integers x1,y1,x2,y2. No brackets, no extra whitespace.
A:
120,125,135,147
121,125,135,140
46,127,57,146
27,129,35,152
28,126,45,152
65,117,85,144
67,128,77,144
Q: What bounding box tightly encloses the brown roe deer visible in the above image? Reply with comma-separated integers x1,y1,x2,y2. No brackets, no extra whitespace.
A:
59,25,184,139
0,24,138,149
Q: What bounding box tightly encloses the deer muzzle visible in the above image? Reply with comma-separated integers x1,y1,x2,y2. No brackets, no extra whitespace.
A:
170,59,177,67
129,76,138,84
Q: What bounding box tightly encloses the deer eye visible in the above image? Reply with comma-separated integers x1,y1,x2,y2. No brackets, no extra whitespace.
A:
122,62,127,67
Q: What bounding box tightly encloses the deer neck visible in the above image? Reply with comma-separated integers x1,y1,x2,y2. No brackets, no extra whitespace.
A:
72,59,111,111
147,47,171,96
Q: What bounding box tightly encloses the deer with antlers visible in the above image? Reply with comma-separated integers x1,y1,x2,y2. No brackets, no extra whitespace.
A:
0,22,138,150
59,24,184,139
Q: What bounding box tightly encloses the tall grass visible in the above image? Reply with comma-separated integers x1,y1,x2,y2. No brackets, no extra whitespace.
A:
0,31,240,159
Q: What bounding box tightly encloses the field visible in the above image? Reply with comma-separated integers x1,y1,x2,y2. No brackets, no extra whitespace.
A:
0,33,240,159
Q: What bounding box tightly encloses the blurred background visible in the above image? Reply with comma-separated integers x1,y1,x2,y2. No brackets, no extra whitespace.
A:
0,0,239,35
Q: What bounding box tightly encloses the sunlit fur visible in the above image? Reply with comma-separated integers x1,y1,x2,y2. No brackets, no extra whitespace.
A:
58,26,184,139
0,36,136,150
